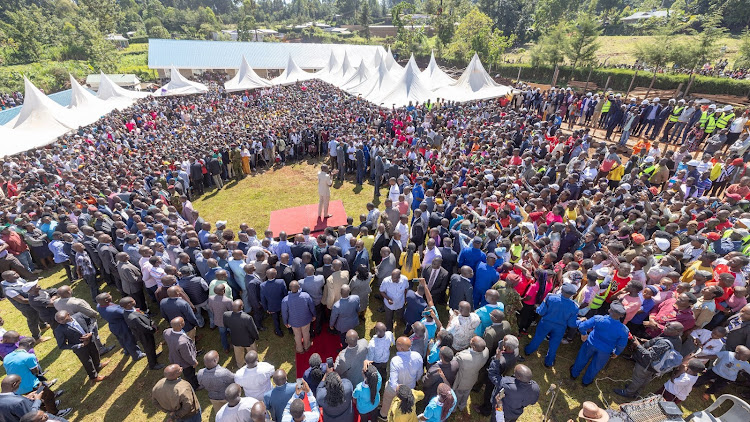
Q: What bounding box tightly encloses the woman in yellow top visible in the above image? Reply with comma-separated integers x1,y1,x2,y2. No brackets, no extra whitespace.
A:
399,242,421,280
606,161,625,190
388,385,425,422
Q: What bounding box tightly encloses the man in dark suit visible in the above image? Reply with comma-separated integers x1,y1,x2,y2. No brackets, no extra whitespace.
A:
373,154,384,198
159,286,200,339
449,267,474,310
371,225,389,266
163,317,199,389
121,297,164,371
190,157,204,195
0,375,69,421
96,292,145,360
116,252,147,313
315,255,334,281
275,254,295,287
290,234,313,260
53,311,109,383
79,226,103,281
349,240,370,273
96,234,123,295
439,237,458,275
422,258,450,305
223,299,260,368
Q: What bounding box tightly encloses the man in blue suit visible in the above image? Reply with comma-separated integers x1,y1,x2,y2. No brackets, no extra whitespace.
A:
330,284,361,349
570,303,630,386
96,292,145,360
524,283,579,367
457,237,486,274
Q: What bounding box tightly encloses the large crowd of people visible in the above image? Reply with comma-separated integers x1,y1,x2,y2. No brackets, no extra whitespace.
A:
0,70,749,422
0,91,23,110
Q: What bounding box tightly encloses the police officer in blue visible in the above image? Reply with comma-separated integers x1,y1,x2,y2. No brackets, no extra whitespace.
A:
524,283,579,367
570,302,629,386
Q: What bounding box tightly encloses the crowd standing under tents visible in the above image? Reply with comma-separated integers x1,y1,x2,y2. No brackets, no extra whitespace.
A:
0,65,750,422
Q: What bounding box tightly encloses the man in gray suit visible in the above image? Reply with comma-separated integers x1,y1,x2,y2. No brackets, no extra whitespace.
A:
300,264,325,336
453,336,489,412
449,266,474,311
329,285,360,349
334,330,369,387
163,316,199,389
116,252,147,312
373,154,384,198
375,247,397,307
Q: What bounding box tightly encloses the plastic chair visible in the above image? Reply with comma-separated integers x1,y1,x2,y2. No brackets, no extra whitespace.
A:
686,394,750,422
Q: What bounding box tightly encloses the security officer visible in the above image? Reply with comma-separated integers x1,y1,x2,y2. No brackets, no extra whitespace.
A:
701,104,719,141
716,105,736,131
661,99,685,142
524,283,579,367
570,303,629,386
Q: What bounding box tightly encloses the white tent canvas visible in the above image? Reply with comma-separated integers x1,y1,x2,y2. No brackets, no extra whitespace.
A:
271,55,316,86
157,66,209,96
369,58,435,107
345,57,398,101
435,53,512,102
68,75,110,126
314,51,341,83
420,51,456,90
97,72,150,101
325,51,357,87
340,58,372,91
224,56,271,92
384,46,402,73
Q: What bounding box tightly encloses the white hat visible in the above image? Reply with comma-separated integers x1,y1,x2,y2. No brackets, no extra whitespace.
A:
550,184,560,191
709,104,716,110
669,99,676,104
678,99,685,104
586,92,592,97
655,237,670,251
644,156,655,163
216,220,227,227
630,98,637,102
620,183,632,191
641,100,650,106
724,105,734,112
615,93,622,98
653,97,660,102
687,160,700,167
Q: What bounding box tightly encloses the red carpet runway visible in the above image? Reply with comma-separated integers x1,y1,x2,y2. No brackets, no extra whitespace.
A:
294,329,342,378
267,200,348,236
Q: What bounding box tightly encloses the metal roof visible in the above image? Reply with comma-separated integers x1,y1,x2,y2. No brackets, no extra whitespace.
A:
148,39,387,70
85,74,141,86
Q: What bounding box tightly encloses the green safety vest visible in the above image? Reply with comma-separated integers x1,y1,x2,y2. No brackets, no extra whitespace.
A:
601,100,612,113
669,106,684,122
743,243,750,257
699,111,709,126
705,114,718,134
641,165,657,177
722,229,750,244
717,112,735,129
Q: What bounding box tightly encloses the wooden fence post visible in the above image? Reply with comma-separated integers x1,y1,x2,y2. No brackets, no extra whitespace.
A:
583,67,592,92
603,75,612,92
626,70,638,97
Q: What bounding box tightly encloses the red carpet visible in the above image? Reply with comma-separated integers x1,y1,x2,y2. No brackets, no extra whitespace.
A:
268,200,348,236
294,329,342,378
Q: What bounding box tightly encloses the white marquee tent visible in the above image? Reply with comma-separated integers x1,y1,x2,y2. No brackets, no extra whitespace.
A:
340,58,372,91
371,57,435,106
157,65,209,96
434,53,513,102
271,55,316,86
224,56,271,92
420,51,456,90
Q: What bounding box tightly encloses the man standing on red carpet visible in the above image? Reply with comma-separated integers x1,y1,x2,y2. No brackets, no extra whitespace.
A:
318,164,336,219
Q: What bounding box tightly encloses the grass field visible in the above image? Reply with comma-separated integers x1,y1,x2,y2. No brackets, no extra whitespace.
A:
0,160,721,421
506,35,743,66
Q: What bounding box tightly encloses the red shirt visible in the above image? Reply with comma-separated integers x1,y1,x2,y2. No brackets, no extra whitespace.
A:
1,231,28,255
605,270,632,303
646,297,696,337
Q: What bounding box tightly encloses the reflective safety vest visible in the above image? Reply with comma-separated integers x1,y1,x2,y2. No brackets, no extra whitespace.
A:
669,106,684,122
641,165,657,177
699,111,709,126
717,112,735,129
722,229,750,244
743,243,750,257
705,114,718,134
601,100,612,113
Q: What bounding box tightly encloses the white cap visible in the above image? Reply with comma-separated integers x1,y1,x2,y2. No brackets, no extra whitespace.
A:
655,238,670,251
678,99,685,104
688,160,700,167
615,93,622,98
653,97,660,102
669,99,676,104
586,92,592,97
641,100,649,105
644,156,655,163
724,105,734,112
709,104,716,110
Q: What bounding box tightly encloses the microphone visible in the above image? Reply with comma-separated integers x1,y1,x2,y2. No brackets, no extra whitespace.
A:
546,383,557,395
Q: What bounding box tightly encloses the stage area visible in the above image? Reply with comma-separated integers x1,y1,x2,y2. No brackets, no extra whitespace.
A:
267,200,348,235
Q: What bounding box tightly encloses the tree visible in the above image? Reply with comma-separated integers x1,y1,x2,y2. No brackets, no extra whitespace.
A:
447,7,513,66
693,14,727,69
735,30,750,69
564,15,601,70
360,1,371,40
238,0,257,41
479,0,534,44
529,24,567,67
2,6,47,63
78,0,122,35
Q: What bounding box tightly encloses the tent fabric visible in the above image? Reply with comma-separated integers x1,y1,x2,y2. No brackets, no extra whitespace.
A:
314,51,341,84
369,58,435,107
224,56,271,92
340,58,372,91
420,51,456,90
270,55,316,86
325,51,357,87
434,53,512,102
345,57,398,100
157,66,209,96
68,75,110,126
97,72,150,101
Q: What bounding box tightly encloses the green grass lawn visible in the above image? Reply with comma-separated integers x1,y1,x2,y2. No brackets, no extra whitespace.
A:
0,161,718,421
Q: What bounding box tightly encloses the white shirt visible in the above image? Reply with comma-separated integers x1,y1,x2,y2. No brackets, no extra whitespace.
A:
422,246,442,269
234,362,275,400
389,184,400,204
318,171,332,196
379,276,409,310
447,313,481,351
367,331,395,363
690,329,725,363
388,350,424,389
216,397,259,422
663,372,698,401
395,222,409,244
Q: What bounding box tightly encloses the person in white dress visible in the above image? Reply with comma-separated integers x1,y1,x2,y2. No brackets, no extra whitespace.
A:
317,164,336,219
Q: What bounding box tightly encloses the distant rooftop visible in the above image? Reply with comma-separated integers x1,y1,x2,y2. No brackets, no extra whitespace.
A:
622,10,670,23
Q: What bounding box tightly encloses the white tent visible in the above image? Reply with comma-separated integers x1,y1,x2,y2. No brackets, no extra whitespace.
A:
68,75,109,126
384,46,403,76
340,58,372,91
345,56,398,100
314,51,341,83
370,57,435,107
270,55,316,86
369,50,383,69
157,66,209,96
224,56,271,92
97,72,150,101
435,53,512,102
420,51,456,90
325,51,357,87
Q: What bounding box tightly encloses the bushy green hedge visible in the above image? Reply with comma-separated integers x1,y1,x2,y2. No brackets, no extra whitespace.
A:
494,64,750,97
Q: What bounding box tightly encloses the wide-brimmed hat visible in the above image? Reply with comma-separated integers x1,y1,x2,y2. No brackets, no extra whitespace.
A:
579,401,609,422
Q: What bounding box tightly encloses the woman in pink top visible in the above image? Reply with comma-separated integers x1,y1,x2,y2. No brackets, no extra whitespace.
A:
617,281,644,324
545,205,564,226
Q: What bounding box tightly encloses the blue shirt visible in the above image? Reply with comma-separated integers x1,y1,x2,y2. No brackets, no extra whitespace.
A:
352,372,382,414
3,349,40,394
537,294,579,329
281,291,316,327
457,247,486,272
48,240,69,264
475,303,504,336
261,279,287,312
473,262,499,307
577,315,630,355
263,383,297,422
629,297,655,325
404,290,428,325
411,184,424,210
422,390,458,422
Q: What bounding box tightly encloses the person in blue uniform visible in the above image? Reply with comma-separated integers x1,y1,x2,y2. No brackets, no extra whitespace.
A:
523,283,579,367
96,292,145,360
473,254,500,309
457,237,486,274
570,303,630,386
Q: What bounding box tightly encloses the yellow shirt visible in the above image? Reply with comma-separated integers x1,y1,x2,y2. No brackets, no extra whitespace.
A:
564,208,578,223
607,164,625,182
388,390,425,422
681,261,712,284
399,253,421,280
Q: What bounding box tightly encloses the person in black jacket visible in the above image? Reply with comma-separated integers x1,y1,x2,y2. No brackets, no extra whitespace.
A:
53,311,109,383
121,297,164,370
223,299,260,368
0,375,70,422
208,154,223,190
189,158,204,195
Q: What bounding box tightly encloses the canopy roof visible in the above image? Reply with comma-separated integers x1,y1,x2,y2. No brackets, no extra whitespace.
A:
370,57,435,107
270,55,316,86
224,56,271,92
434,53,512,102
420,51,456,90
157,66,209,96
